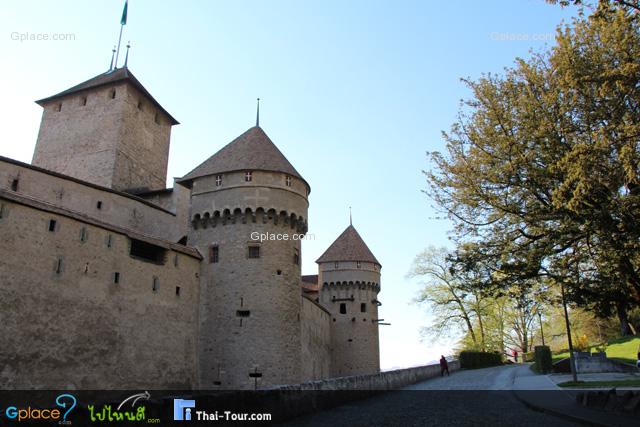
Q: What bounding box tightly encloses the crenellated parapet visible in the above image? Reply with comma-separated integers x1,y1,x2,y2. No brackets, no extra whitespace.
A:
191,207,307,233
322,281,380,293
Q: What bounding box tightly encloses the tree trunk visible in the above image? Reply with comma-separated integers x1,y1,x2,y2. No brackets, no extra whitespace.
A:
616,301,632,336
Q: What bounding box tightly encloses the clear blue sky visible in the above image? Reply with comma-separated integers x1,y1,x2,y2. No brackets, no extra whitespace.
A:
1,0,578,369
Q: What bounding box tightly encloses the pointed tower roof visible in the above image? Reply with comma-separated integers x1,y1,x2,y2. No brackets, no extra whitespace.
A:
316,225,380,266
35,67,179,125
178,126,310,191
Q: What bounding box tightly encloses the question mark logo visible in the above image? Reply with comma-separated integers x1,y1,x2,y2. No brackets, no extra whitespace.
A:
55,394,77,422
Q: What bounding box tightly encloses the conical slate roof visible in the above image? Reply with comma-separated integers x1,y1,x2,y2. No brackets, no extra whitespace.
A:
35,67,179,125
178,126,309,191
316,225,380,266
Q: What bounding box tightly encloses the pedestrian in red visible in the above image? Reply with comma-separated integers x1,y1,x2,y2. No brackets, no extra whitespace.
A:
439,355,449,376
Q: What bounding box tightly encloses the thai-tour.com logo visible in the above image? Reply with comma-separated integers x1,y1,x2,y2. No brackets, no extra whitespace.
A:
173,398,272,422
4,393,76,424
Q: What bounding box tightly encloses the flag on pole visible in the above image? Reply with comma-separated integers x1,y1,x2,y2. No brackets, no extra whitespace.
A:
120,1,128,26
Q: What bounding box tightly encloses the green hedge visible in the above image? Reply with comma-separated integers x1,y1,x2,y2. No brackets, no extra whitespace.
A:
534,345,552,374
459,351,503,369
524,351,536,362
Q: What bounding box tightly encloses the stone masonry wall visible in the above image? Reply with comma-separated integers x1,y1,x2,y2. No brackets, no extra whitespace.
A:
0,197,201,389
300,297,332,382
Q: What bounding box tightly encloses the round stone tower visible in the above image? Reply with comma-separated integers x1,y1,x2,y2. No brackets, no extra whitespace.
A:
317,225,381,377
178,126,309,389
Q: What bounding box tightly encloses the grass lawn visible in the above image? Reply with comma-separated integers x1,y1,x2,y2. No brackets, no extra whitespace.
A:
551,336,640,365
558,379,640,388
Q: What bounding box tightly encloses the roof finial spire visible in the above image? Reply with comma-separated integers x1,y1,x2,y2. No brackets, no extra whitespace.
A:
256,98,260,127
349,206,352,226
124,41,130,67
109,46,116,71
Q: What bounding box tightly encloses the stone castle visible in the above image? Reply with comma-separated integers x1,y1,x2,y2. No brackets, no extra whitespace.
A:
0,66,382,389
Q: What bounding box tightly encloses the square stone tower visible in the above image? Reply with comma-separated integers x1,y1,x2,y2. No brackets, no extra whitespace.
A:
32,67,178,192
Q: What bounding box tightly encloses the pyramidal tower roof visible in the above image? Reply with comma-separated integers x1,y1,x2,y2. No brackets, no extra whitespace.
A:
316,225,380,266
35,67,179,125
178,126,309,191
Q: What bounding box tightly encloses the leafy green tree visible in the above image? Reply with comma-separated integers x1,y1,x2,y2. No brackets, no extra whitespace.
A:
426,8,640,319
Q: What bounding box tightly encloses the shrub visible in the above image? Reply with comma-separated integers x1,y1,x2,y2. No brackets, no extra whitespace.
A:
459,351,502,369
534,345,552,374
523,351,536,362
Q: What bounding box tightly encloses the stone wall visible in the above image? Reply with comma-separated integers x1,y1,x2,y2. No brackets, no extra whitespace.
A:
300,297,332,382
0,195,201,389
0,157,183,242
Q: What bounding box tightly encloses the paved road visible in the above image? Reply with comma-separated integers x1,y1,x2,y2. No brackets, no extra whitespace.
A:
279,365,577,427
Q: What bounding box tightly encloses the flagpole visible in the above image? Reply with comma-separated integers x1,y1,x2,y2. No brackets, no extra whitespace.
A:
114,24,124,69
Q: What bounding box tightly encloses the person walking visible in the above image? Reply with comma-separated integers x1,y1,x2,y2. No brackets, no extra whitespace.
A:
440,355,450,377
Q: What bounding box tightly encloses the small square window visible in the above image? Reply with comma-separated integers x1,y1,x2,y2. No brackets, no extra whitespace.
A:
285,175,292,187
11,179,19,192
209,245,219,263
356,261,361,269
113,272,120,284
96,201,102,210
215,175,222,186
110,88,116,99
55,103,62,112
334,261,339,269
361,303,367,313
80,96,87,106
245,171,252,182
175,286,181,296
48,219,57,232
340,303,347,314
236,310,250,317
137,100,143,110
248,245,260,259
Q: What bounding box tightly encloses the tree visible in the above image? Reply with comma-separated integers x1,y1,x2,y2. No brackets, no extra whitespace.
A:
426,8,640,313
408,246,491,350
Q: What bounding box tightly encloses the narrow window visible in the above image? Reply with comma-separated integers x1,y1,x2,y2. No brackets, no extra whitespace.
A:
110,88,116,99
11,179,19,191
248,245,260,259
96,201,102,210
80,96,87,106
245,171,252,182
357,261,361,269
106,234,113,248
293,248,299,265
152,277,159,292
285,175,292,187
236,310,251,317
175,286,181,296
137,100,143,110
55,103,62,112
79,227,88,242
174,254,179,267
48,219,57,232
340,303,347,314
215,175,222,187
154,112,160,124
113,272,120,284
0,204,4,219
334,261,339,269
209,245,219,263
361,303,367,313
55,258,63,275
